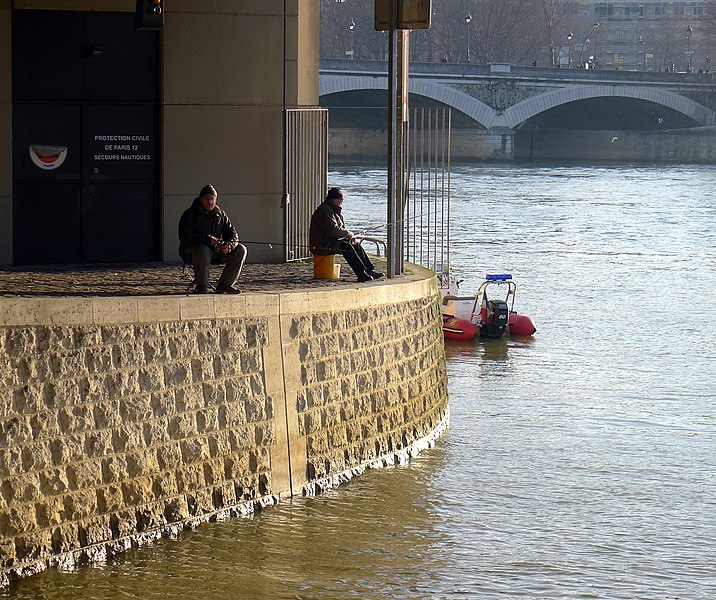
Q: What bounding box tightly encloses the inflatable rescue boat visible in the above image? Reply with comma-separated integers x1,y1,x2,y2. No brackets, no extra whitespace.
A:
441,273,536,341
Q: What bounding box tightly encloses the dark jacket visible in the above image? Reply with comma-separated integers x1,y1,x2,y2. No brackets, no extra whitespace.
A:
309,201,352,255
178,197,239,256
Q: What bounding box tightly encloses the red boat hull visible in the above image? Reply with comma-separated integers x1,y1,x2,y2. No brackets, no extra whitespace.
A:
442,315,477,341
508,313,537,336
443,313,536,341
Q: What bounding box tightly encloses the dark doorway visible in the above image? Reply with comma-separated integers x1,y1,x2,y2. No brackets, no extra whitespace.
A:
12,10,159,264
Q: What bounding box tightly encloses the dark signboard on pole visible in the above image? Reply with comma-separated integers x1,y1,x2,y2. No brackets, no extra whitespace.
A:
375,0,432,30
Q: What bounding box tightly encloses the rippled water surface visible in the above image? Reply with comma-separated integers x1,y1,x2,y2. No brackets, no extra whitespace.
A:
5,164,716,599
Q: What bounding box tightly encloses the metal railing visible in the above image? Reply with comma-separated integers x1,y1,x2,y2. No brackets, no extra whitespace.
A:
404,107,452,275
284,108,329,261
357,236,387,258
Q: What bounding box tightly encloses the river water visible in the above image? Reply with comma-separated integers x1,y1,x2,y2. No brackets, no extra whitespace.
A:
4,163,716,599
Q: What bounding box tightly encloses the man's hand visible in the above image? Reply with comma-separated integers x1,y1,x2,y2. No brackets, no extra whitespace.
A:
209,235,221,246
219,244,230,254
346,232,357,245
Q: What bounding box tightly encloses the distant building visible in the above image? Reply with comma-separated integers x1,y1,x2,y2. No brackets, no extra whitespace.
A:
570,1,712,71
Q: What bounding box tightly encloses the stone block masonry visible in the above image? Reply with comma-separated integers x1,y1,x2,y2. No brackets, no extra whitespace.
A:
290,298,447,482
0,268,449,585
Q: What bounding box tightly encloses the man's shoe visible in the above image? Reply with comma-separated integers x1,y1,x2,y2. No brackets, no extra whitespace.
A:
357,274,373,283
216,283,242,294
369,270,385,279
193,284,209,294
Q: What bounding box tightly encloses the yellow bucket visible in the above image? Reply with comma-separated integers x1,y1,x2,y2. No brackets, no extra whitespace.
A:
313,254,340,279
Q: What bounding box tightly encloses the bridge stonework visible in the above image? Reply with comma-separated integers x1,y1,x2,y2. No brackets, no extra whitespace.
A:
454,81,556,116
321,59,716,133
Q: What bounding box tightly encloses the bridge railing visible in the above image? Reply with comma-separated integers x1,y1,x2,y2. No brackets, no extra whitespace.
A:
320,58,716,87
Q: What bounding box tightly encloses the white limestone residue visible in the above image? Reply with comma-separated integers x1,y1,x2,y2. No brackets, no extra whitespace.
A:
302,406,450,497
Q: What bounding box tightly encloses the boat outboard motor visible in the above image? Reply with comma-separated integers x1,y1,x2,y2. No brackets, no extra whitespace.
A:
482,299,509,338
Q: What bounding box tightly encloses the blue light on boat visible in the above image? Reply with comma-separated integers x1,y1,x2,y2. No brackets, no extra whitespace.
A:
485,274,512,281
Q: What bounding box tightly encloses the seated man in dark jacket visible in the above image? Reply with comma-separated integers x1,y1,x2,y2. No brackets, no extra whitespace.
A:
309,187,383,283
178,184,247,294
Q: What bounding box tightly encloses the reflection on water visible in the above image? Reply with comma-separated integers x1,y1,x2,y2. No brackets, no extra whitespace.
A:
4,163,716,599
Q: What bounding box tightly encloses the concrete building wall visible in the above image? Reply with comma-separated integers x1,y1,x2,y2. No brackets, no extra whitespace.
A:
160,0,320,263
294,0,320,106
163,1,292,264
0,270,449,585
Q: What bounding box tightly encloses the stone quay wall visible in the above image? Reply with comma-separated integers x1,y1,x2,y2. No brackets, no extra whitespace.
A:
330,127,716,164
0,269,449,585
329,128,514,162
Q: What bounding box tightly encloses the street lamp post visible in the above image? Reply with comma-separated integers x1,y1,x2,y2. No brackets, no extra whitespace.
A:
567,31,573,68
348,17,355,60
465,13,472,63
686,24,693,72
638,36,646,71
592,22,600,68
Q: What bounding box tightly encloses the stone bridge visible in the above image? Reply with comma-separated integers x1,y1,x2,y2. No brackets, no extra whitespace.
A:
320,58,716,133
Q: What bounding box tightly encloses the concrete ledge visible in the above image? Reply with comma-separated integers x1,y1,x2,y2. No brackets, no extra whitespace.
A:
0,265,436,326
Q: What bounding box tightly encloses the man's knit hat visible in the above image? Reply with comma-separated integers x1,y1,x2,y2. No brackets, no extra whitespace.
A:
200,184,218,198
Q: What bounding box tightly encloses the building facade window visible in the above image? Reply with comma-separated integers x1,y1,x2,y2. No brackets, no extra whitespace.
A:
595,5,614,18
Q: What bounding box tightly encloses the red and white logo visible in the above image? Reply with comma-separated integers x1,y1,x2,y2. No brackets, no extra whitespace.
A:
29,144,68,170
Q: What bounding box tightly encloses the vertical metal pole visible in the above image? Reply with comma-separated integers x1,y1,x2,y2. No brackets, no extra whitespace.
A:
426,108,432,269
419,107,425,266
387,4,398,278
446,109,452,275
411,107,417,264
397,29,408,275
440,108,446,274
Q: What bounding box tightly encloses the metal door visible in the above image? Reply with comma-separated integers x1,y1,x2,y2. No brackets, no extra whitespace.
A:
83,104,157,262
12,104,83,263
12,10,159,265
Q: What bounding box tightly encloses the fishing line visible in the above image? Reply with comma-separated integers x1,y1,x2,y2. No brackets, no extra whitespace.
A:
235,202,449,251
235,202,448,248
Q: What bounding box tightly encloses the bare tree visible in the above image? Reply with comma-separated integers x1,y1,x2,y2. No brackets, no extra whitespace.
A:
649,17,691,70
420,0,547,65
703,1,716,69
538,0,576,67
320,0,388,60
319,0,571,67
471,0,544,64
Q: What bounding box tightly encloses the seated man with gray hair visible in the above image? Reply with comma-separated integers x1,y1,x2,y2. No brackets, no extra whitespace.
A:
178,184,247,294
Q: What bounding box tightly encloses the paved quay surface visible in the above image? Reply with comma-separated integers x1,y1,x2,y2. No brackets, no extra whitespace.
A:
0,260,389,297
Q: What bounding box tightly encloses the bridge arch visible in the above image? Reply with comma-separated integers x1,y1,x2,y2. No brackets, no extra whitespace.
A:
504,85,716,129
319,75,495,129
320,75,716,131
